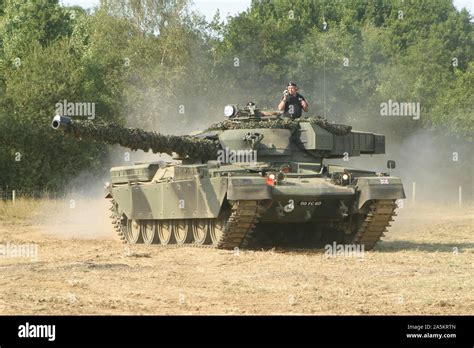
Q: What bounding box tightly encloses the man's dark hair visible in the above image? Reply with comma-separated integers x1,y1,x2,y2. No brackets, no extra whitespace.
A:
287,81,298,87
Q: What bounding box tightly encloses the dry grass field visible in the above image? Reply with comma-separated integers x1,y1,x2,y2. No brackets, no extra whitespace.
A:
0,198,472,315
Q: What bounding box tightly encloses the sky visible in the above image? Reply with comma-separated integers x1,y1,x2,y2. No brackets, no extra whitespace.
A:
61,0,252,21
61,0,474,21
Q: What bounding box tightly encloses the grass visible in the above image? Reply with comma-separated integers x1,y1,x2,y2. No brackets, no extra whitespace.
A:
0,199,63,224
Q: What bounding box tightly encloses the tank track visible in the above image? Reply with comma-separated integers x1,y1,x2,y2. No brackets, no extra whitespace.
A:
349,199,397,250
214,200,264,249
110,199,397,250
110,199,266,249
110,199,127,243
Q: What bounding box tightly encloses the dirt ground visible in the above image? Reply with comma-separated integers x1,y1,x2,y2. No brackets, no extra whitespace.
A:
0,199,472,315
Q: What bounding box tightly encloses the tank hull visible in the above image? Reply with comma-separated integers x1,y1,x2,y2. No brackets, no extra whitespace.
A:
108,164,405,250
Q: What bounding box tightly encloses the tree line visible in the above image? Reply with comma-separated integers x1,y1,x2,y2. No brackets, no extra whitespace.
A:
0,0,472,192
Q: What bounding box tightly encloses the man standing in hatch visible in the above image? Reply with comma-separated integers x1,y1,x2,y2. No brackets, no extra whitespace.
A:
278,81,309,118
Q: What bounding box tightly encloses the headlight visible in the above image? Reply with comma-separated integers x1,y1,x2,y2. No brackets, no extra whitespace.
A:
332,172,351,186
341,173,351,185
224,105,236,117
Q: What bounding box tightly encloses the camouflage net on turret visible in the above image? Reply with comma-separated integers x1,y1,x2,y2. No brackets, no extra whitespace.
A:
206,116,352,136
63,121,220,159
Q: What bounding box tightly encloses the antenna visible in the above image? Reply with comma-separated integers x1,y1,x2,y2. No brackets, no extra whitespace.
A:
322,11,327,118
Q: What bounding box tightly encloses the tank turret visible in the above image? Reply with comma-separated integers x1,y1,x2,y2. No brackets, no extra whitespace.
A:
52,104,384,163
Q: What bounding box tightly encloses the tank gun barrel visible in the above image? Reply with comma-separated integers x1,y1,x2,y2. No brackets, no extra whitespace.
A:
51,115,219,160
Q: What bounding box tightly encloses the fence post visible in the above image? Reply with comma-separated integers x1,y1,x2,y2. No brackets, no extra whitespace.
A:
412,182,416,205
12,190,16,203
458,186,462,207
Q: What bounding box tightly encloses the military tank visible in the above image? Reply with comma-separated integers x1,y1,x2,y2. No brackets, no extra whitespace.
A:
51,103,405,250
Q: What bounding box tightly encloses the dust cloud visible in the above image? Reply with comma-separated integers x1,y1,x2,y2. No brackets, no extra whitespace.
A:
35,172,116,240
331,127,473,204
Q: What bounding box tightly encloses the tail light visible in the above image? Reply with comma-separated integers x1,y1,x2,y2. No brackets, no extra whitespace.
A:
266,173,276,186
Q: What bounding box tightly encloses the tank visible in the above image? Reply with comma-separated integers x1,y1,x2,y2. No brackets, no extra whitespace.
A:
51,103,405,250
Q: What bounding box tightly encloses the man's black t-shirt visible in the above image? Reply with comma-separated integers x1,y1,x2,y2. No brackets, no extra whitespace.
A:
283,92,306,118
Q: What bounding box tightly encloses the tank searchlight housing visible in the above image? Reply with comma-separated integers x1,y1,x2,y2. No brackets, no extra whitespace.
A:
224,105,237,117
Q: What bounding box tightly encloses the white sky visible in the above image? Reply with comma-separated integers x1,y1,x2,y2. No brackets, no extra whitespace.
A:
60,0,474,20
61,0,252,20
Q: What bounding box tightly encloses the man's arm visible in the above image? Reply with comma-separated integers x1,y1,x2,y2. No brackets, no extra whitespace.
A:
301,99,309,112
278,99,286,111
278,90,289,111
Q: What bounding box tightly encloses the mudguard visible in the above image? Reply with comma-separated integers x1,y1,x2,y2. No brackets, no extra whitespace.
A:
356,176,405,209
227,177,272,201
112,177,228,220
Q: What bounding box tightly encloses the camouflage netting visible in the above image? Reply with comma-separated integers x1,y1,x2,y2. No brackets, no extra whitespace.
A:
307,117,352,135
55,114,352,160
206,116,352,136
62,121,220,160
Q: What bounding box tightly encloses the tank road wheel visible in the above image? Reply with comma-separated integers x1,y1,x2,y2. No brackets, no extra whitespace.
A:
174,220,193,245
142,220,159,245
210,216,227,246
126,219,143,244
158,220,176,245
192,219,212,245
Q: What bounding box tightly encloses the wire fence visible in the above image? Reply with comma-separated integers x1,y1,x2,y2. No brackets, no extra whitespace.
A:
0,188,65,201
